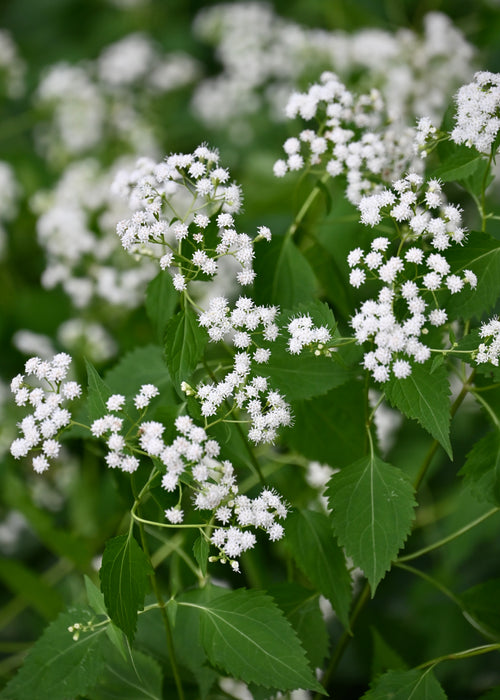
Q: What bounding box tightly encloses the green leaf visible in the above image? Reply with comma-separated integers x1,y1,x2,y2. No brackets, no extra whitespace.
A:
85,576,126,660
446,232,500,320
370,627,407,679
302,239,353,320
179,588,325,694
145,271,178,342
285,509,351,629
362,668,447,699
264,302,350,399
268,583,329,670
87,645,163,700
459,431,500,506
385,362,452,459
327,455,416,593
100,534,153,642
193,535,209,577
461,578,500,640
0,607,106,700
282,381,366,467
104,345,175,410
0,558,63,620
86,359,113,423
164,308,207,390
254,236,316,309
433,146,483,182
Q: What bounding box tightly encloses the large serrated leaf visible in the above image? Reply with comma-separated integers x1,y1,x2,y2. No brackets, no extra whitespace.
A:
268,583,329,670
100,534,153,642
104,344,175,410
446,232,500,320
87,645,163,700
0,607,106,700
86,359,113,423
178,588,325,694
164,308,207,390
85,575,126,659
254,236,316,308
282,381,366,467
432,146,484,182
261,302,350,400
459,431,500,505
145,271,178,342
385,363,452,459
327,456,416,593
362,668,447,699
285,509,351,629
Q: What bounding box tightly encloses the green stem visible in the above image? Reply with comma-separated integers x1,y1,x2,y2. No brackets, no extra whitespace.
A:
136,520,185,700
480,148,495,232
471,389,500,429
314,581,371,699
285,172,330,242
131,507,206,529
416,643,500,670
396,508,500,563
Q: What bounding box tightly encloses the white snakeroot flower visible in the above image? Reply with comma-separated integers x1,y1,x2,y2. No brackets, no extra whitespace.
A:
349,268,366,288
274,72,422,204
165,507,184,524
287,315,332,355
106,394,126,411
476,317,500,366
451,72,500,154
114,148,268,292
9,354,80,471
134,383,159,409
349,170,475,382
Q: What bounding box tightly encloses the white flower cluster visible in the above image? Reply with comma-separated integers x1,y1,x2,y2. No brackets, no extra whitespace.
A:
349,174,478,382
476,317,500,366
358,173,466,250
90,386,159,473
413,117,438,158
196,365,291,445
9,354,81,473
35,36,198,159
451,71,500,154
97,33,198,92
192,5,473,136
199,295,278,347
32,158,157,311
211,489,287,571
273,72,419,204
196,296,291,443
131,413,287,571
114,147,266,289
287,314,332,355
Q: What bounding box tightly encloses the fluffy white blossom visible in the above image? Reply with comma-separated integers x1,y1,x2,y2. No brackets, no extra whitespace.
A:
9,354,80,471
114,149,269,290
349,174,478,381
274,72,421,204
451,72,500,154
476,317,500,366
